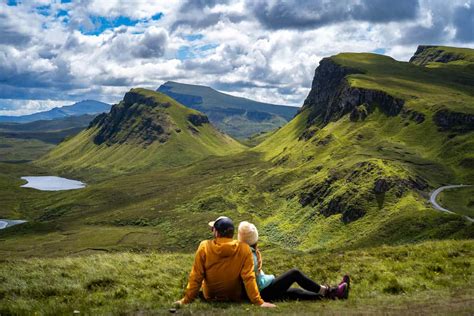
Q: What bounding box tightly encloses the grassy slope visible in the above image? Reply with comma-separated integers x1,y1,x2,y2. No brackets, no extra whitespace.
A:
159,81,297,119
216,114,287,140
2,52,473,256
0,240,472,315
251,50,473,249
410,45,474,66
37,89,246,177
0,138,54,163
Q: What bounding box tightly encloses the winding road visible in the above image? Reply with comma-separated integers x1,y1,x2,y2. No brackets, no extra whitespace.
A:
429,185,473,222
0,219,27,230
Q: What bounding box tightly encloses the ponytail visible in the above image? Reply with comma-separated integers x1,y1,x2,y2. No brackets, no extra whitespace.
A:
254,244,263,272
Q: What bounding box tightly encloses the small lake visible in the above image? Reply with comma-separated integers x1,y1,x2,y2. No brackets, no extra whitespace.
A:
0,219,27,230
21,176,86,191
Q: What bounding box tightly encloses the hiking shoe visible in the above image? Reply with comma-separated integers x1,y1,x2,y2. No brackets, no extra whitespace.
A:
340,274,350,287
326,282,349,300
339,275,350,299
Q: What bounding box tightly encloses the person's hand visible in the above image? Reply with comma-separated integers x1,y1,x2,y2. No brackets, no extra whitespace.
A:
260,301,277,308
173,299,184,307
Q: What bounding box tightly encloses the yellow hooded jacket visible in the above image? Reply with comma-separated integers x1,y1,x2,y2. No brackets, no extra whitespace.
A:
182,237,264,305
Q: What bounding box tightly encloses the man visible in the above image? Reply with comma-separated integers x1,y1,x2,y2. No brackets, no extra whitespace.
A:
175,216,276,308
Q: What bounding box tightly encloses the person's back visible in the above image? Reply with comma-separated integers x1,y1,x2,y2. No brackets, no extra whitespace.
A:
176,216,275,308
187,237,256,302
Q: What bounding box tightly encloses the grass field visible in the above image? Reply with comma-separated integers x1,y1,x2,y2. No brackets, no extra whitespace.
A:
1,240,472,315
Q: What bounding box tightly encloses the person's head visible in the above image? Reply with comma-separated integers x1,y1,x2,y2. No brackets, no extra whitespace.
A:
208,216,234,238
237,221,259,247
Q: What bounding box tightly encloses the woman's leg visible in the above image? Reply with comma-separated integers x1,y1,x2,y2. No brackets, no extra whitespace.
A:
285,288,322,300
260,268,322,301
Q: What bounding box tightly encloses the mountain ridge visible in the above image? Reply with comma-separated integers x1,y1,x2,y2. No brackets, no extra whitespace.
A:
157,81,299,138
0,100,111,123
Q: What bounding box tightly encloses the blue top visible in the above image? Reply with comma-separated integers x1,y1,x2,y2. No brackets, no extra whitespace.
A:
251,247,275,291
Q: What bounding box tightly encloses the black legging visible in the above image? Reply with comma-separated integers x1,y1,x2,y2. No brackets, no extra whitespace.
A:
260,268,322,301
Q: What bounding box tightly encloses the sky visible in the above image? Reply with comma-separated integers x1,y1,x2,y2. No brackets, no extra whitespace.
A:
0,0,473,115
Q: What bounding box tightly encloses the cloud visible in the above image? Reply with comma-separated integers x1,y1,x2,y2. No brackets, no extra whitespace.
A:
0,0,473,115
249,0,420,30
133,27,168,58
454,2,474,41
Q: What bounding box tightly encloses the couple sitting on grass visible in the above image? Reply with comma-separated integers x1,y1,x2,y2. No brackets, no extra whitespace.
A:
175,216,350,308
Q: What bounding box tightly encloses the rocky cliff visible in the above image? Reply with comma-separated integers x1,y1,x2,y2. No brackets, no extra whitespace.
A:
433,110,474,132
302,58,405,127
89,91,175,146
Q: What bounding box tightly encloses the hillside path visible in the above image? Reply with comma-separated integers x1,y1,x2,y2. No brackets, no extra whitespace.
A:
430,185,473,222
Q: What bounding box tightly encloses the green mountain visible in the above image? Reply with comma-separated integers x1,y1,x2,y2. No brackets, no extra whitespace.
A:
252,45,473,247
38,89,245,175
157,81,298,139
0,100,110,123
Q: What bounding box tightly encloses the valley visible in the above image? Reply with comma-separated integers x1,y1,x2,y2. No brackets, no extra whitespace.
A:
0,45,472,314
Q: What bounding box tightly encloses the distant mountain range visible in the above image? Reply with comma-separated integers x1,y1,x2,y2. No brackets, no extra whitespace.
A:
0,114,97,144
0,100,111,123
157,81,299,138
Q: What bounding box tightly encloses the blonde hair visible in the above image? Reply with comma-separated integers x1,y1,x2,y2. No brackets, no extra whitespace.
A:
254,244,263,272
238,221,262,272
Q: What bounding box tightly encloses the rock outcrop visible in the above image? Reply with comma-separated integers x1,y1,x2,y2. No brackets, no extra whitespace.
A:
187,113,210,126
302,58,404,127
89,91,173,146
433,110,474,133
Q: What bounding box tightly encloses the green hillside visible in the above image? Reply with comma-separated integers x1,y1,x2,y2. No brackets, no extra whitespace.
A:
409,45,474,66
158,81,298,139
38,89,245,176
252,45,474,249
0,46,473,314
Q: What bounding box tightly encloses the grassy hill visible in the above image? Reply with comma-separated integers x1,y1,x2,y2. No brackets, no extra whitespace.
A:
0,240,472,314
158,81,298,139
250,46,474,249
37,89,245,176
0,46,472,314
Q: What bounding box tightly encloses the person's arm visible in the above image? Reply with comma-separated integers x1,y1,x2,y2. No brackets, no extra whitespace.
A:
180,241,207,304
240,246,265,306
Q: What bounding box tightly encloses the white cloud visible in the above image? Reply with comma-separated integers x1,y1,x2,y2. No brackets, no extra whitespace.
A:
0,0,473,115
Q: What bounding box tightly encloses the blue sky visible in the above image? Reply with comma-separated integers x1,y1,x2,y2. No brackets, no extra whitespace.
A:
0,0,473,115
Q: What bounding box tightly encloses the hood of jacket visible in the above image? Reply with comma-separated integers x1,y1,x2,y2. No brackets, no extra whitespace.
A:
208,237,240,258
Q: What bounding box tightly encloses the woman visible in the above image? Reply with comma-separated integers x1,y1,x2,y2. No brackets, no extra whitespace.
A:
238,221,350,301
